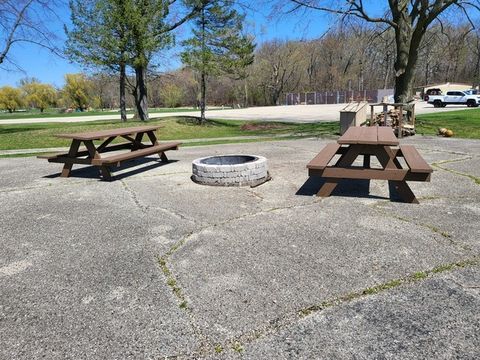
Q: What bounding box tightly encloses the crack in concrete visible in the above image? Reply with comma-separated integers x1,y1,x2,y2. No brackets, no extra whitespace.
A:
0,179,93,194
120,180,149,214
432,159,480,185
128,170,191,179
370,202,473,253
415,146,475,157
182,257,480,358
155,201,328,356
119,180,199,224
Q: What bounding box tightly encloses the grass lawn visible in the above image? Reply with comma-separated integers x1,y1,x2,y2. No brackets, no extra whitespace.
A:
415,108,480,139
0,116,338,150
0,107,206,120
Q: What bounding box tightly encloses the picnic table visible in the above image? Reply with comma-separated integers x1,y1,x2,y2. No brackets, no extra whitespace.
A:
39,125,181,180
306,126,432,203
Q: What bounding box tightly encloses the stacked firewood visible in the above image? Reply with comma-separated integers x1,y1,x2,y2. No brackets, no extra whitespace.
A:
371,108,402,127
371,109,415,137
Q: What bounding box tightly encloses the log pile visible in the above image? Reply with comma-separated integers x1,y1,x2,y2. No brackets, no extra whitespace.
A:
371,109,415,137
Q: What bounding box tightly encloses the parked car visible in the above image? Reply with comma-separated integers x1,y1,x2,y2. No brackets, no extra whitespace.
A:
425,90,480,107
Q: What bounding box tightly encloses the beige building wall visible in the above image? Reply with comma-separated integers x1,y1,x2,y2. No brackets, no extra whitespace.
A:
424,82,476,93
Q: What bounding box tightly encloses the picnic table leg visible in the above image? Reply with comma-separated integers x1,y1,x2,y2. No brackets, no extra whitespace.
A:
389,180,419,204
84,140,109,179
316,145,362,197
61,139,81,177
317,178,341,197
363,154,370,168
146,131,169,162
133,132,144,150
99,166,112,181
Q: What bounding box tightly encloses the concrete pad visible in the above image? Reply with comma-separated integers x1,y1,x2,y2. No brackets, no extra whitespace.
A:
375,197,480,252
0,184,199,359
231,265,480,360
0,137,478,358
408,136,480,156
170,198,470,343
441,157,480,178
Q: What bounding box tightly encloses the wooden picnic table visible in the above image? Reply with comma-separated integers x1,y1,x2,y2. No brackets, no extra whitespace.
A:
306,126,432,203
39,125,181,180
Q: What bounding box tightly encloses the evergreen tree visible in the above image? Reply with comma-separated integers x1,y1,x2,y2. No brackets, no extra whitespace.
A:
181,0,254,124
66,0,132,121
126,0,205,121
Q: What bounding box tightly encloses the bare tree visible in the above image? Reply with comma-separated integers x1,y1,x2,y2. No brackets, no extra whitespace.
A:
253,40,304,105
0,0,61,68
279,0,480,103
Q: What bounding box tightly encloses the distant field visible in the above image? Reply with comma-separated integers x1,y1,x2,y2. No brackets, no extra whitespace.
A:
0,116,338,150
415,109,480,139
0,107,204,120
1,108,478,152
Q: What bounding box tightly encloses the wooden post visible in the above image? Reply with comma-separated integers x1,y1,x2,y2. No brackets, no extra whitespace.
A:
370,105,374,126
383,104,388,127
398,105,404,138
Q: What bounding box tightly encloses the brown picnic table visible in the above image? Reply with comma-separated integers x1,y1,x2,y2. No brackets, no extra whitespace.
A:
38,125,181,180
306,126,432,203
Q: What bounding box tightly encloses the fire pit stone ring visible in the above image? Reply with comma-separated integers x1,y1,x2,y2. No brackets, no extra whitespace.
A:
192,154,269,187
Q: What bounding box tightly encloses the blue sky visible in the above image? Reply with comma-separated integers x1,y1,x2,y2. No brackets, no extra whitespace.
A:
0,1,340,88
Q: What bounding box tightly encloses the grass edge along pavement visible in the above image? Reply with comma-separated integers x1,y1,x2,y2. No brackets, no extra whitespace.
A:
0,106,222,120
1,108,479,155
0,116,338,152
415,108,480,139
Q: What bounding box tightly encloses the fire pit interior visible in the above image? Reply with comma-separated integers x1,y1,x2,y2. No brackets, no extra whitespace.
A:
192,154,269,187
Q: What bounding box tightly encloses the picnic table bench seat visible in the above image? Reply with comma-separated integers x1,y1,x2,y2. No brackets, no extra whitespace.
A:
306,126,433,203
399,145,433,174
39,126,180,180
91,142,180,166
307,143,341,170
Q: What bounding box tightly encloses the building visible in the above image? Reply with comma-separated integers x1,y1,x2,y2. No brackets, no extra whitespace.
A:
421,82,477,94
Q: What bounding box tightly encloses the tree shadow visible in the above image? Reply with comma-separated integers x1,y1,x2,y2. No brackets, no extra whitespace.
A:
43,156,178,181
0,127,42,135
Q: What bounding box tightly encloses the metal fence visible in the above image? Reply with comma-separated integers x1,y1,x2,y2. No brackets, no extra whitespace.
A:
285,90,385,105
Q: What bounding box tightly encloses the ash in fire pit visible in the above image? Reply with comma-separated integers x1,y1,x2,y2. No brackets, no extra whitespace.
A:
192,154,269,187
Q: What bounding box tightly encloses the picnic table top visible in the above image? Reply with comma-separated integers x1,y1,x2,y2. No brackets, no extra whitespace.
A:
55,125,162,141
338,126,399,146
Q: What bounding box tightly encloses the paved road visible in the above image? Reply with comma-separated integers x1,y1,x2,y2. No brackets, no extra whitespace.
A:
0,102,475,124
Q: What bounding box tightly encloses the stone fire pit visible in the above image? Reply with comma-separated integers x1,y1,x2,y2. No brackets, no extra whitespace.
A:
192,155,269,187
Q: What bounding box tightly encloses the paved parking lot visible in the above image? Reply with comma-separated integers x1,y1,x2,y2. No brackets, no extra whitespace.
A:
1,137,479,359
0,102,474,124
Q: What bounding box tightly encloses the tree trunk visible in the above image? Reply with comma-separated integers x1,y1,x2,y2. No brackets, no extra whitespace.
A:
119,63,127,122
199,5,206,125
200,71,206,124
134,66,149,121
244,78,248,107
393,15,416,104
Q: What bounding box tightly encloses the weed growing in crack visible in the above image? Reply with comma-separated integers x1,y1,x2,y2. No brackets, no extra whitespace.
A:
412,271,428,280
179,301,188,309
214,344,223,353
232,342,244,353
362,279,403,295
432,161,480,185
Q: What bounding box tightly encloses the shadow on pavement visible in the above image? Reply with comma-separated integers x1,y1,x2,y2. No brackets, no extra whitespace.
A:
43,157,178,181
296,176,390,200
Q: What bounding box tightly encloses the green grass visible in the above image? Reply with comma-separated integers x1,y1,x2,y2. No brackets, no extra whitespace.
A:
416,108,480,139
0,107,207,120
0,116,338,150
